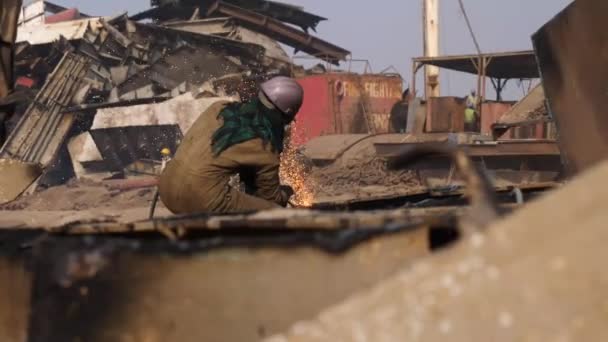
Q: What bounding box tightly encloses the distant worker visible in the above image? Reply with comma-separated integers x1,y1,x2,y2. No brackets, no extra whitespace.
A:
389,88,411,133
464,89,479,132
158,76,303,214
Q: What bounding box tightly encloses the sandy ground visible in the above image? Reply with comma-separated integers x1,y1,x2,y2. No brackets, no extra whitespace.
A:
296,135,425,203
0,178,161,211
0,178,172,228
0,135,425,227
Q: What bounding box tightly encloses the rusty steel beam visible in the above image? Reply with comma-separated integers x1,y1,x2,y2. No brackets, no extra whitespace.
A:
374,141,560,158
207,1,350,65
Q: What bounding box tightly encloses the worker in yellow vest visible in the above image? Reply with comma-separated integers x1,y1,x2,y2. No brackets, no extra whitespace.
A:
464,89,479,132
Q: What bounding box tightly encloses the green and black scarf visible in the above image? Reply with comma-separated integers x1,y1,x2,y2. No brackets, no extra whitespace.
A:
211,99,286,156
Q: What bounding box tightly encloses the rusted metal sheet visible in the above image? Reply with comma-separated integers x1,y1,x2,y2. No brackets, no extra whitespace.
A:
311,183,557,211
374,140,560,158
493,119,553,140
533,0,608,175
292,75,333,145
480,102,513,136
508,122,545,140
45,8,81,24
293,74,402,145
372,140,562,200
207,1,350,65
337,75,403,134
425,97,466,133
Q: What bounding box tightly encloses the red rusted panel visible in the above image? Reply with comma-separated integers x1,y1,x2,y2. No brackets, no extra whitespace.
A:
15,76,35,88
45,8,80,24
480,102,513,135
293,76,333,146
425,97,465,133
293,74,402,146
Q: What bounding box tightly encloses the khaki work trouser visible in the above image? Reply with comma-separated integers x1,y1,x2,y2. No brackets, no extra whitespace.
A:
159,159,280,214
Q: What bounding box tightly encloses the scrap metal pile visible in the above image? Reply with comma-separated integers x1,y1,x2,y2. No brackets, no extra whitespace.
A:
0,0,350,205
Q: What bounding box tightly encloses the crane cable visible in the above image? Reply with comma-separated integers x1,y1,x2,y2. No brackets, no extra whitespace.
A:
457,0,482,55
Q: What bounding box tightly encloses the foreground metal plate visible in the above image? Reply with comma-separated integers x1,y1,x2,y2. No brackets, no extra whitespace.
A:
1,220,429,341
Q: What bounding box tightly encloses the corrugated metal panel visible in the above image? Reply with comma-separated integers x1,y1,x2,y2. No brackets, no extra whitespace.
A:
16,17,103,45
0,52,91,166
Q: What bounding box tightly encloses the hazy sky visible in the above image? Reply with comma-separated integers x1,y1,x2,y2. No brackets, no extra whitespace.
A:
53,0,572,99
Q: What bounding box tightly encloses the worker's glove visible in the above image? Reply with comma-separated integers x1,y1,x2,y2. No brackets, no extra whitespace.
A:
280,185,295,200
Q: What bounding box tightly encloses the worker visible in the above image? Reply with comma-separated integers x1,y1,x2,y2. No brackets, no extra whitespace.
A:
158,76,304,214
464,89,479,132
389,88,411,133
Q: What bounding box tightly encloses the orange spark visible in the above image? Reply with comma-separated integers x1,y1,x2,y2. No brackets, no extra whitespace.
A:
280,125,315,207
